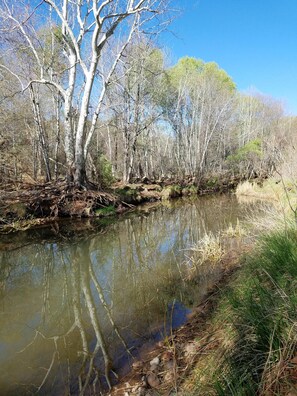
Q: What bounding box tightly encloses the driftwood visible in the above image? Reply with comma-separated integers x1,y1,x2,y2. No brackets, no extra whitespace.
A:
0,173,252,232
0,181,116,227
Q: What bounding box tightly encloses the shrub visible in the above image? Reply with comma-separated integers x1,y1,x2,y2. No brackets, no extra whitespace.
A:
98,155,114,187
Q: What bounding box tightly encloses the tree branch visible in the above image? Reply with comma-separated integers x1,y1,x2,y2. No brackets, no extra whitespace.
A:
23,79,66,100
43,0,88,77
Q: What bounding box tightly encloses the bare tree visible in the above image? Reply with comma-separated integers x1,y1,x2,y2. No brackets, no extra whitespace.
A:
0,0,170,187
105,37,164,182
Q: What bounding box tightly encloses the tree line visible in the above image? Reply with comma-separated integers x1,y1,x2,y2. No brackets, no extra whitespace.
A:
0,1,293,188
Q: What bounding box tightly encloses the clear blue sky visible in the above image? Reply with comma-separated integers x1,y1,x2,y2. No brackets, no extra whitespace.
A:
161,0,297,114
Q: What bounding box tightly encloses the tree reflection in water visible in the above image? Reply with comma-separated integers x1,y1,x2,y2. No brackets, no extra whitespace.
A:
0,195,254,394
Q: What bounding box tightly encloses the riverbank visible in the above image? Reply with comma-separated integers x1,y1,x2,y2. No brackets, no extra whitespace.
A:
0,193,256,394
180,181,297,395
108,228,297,396
0,174,244,233
109,246,250,396
182,228,297,396
108,180,297,395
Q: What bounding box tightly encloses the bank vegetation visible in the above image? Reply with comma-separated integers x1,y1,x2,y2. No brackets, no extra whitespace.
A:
178,181,297,396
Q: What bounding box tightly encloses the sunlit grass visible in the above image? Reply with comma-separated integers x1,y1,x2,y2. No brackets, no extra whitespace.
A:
236,178,297,233
188,233,224,268
222,219,246,238
184,229,297,395
236,178,297,211
236,179,284,202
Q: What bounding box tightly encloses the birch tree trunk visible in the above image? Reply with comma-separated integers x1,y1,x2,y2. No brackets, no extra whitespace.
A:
0,0,169,187
29,85,52,182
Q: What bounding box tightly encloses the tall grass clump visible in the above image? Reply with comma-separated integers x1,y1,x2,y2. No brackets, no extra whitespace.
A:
241,178,297,210
188,232,224,268
236,179,286,202
236,178,297,233
212,229,297,395
222,219,246,238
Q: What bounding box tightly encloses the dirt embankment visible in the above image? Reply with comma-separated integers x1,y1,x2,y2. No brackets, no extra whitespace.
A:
0,175,244,232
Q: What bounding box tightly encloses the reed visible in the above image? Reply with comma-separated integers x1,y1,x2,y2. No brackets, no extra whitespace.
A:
188,232,224,268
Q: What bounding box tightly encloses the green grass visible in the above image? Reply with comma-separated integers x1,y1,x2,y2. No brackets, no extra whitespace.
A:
211,229,297,395
95,205,116,216
183,229,297,395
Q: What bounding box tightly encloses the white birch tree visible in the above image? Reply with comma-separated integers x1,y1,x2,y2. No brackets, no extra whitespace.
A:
0,0,169,186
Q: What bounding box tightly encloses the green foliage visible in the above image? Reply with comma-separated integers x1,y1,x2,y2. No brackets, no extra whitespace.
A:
206,176,218,187
98,155,114,187
95,205,115,216
124,42,164,104
52,25,63,44
227,138,262,165
188,185,198,194
114,186,141,204
168,57,204,85
37,25,66,73
166,56,236,92
212,229,297,394
203,61,236,92
182,185,198,195
172,184,182,194
159,56,236,121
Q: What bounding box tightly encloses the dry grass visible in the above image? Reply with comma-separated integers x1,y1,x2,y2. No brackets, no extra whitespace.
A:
236,179,297,232
222,219,246,238
247,202,293,233
188,233,224,269
236,180,285,202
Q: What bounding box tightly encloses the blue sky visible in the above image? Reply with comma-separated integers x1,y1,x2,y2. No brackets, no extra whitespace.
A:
161,0,297,114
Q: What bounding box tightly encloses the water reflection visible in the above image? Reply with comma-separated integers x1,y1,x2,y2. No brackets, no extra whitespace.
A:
0,195,254,394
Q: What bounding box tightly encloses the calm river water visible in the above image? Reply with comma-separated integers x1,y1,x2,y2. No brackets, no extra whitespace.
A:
0,194,257,394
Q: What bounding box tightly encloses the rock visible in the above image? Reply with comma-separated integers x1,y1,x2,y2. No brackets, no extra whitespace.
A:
149,357,161,371
150,363,159,372
150,357,160,367
184,342,197,357
146,372,160,388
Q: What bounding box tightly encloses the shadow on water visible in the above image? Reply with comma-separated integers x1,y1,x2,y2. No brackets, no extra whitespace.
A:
0,194,261,394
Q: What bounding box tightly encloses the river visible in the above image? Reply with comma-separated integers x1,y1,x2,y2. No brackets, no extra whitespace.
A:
0,194,258,395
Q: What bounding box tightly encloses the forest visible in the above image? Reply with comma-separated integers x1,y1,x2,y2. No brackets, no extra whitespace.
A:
0,0,295,190
1,1,297,396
